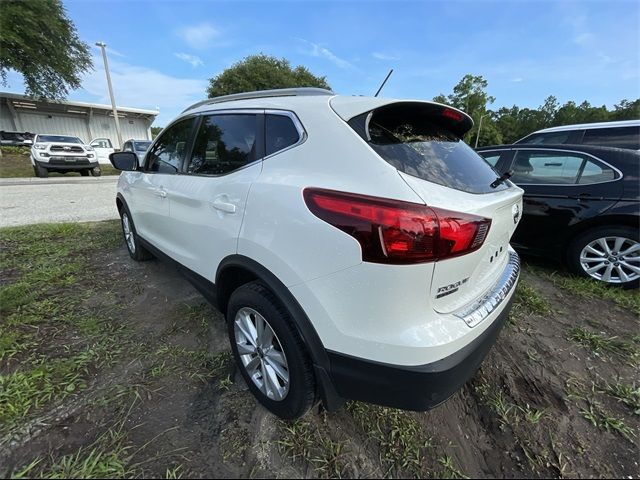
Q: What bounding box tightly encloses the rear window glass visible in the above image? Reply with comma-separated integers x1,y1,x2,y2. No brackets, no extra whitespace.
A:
349,105,507,194
582,126,640,150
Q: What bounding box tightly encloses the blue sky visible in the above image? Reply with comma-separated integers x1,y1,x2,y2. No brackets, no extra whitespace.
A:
4,0,639,125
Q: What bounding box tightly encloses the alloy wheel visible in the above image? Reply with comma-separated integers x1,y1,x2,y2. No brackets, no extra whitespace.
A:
579,236,640,284
234,307,290,401
122,213,136,254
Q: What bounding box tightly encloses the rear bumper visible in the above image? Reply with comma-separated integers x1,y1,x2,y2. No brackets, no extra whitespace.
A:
326,292,514,411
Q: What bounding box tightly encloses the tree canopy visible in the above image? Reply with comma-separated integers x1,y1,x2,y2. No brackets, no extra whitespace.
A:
207,54,331,98
0,0,92,99
435,75,640,147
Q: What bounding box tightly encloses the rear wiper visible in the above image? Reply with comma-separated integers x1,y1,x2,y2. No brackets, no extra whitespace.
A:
490,170,514,189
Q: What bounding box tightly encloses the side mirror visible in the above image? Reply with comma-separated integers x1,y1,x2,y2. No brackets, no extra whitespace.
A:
109,151,138,171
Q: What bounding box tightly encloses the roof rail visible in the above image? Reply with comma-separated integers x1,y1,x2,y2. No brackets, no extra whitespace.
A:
183,87,335,113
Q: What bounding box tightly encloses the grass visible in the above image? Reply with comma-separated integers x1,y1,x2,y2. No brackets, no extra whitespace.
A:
599,381,640,415
543,270,640,316
509,280,552,324
569,326,639,364
0,151,120,178
0,221,126,434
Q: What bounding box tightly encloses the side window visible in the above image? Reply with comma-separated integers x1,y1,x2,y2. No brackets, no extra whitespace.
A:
92,139,110,148
266,114,300,156
478,151,502,167
578,159,616,184
511,150,586,184
582,126,640,150
146,118,195,174
526,131,572,145
187,114,258,175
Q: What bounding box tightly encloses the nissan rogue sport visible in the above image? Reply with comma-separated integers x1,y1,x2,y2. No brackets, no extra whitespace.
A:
109,88,524,419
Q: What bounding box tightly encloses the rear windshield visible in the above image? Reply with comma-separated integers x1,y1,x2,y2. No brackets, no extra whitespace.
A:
134,141,152,152
349,104,508,194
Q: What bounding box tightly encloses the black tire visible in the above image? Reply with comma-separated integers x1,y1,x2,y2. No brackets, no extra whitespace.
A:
567,226,639,289
119,207,153,261
36,164,48,178
227,281,316,419
90,167,102,177
80,170,90,176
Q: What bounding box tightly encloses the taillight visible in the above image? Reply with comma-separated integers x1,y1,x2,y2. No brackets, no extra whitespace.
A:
303,188,491,264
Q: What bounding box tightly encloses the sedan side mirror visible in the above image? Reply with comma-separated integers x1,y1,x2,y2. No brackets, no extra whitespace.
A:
110,151,138,171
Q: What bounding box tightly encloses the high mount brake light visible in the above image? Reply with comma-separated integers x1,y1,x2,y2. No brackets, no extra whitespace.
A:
303,188,491,265
441,108,464,122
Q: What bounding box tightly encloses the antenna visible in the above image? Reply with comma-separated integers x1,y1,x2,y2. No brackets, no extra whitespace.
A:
374,69,394,97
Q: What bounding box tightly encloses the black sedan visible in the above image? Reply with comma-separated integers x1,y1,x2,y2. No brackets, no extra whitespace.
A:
477,144,639,288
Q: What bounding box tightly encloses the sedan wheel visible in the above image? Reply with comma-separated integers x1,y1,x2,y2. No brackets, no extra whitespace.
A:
579,236,639,284
234,307,290,401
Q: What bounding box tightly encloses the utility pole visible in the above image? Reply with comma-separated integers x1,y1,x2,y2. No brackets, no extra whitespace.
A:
474,113,491,149
95,42,123,149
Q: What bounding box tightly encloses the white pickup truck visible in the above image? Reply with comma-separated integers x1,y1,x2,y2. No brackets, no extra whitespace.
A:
30,134,101,178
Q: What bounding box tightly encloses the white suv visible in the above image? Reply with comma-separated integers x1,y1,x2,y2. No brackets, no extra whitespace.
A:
110,88,523,419
31,134,100,177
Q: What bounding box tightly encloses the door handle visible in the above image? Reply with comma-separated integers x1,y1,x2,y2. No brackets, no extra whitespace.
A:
211,198,236,214
154,188,167,199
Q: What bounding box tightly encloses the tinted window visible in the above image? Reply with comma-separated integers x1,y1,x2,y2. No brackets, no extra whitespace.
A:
357,107,507,194
146,118,195,174
520,131,572,145
582,126,640,150
511,151,586,184
266,114,300,156
187,114,258,175
578,159,616,184
134,141,152,152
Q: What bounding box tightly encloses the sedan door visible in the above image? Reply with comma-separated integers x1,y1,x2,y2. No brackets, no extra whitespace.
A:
506,148,623,253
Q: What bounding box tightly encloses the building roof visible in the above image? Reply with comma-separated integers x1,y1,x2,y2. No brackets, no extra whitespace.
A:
1,91,159,116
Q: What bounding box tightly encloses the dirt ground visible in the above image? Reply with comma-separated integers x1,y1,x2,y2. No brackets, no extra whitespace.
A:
1,221,638,478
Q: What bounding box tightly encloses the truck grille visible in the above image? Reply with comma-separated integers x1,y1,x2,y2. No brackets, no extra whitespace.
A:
50,145,84,153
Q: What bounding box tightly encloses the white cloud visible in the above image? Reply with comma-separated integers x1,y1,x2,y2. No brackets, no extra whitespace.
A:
297,38,354,69
372,52,398,61
176,23,219,50
175,52,204,67
83,56,207,125
510,77,524,83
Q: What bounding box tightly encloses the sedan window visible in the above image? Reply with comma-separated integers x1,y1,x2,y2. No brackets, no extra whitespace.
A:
511,151,585,184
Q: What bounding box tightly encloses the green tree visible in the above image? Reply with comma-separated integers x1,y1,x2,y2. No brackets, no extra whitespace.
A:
434,74,497,145
0,0,92,99
150,126,163,139
610,99,640,120
207,54,331,98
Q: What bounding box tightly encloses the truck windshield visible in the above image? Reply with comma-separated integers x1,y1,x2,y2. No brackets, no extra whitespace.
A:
37,135,83,144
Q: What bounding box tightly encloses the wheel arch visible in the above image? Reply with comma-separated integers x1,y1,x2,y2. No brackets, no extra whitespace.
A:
562,214,640,258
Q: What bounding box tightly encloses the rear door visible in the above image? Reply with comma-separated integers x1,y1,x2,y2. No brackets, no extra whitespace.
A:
164,111,265,280
506,148,623,252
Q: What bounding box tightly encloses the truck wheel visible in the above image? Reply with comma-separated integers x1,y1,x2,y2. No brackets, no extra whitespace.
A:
36,165,49,178
90,167,102,177
567,226,639,289
227,281,317,419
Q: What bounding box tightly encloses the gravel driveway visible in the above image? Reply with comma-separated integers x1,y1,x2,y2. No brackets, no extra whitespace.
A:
0,176,120,227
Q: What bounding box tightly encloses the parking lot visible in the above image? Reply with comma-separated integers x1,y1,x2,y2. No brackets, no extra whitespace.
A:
0,177,119,227
1,220,638,478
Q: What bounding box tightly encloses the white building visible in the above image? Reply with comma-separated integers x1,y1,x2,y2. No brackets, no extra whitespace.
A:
0,92,158,149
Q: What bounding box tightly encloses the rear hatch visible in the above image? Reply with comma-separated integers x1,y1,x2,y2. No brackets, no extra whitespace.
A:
334,99,523,314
